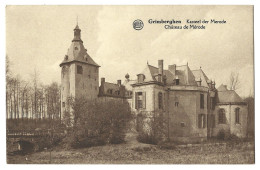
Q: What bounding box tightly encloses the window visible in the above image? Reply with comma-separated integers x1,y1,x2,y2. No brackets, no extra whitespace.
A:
200,94,204,109
210,97,215,110
77,65,83,74
175,102,179,107
135,92,146,109
176,79,179,85
180,122,185,127
158,92,163,109
137,92,143,109
107,89,113,94
198,114,206,128
218,109,226,124
115,90,120,95
235,108,240,124
74,47,78,50
62,102,65,107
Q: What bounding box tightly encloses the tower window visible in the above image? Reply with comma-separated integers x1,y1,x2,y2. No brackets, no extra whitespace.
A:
62,102,65,107
75,47,78,50
175,102,179,107
77,65,83,74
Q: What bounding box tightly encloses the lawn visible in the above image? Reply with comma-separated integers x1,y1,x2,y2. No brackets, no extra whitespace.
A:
7,141,254,164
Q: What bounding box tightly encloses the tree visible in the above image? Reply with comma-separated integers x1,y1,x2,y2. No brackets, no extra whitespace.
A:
229,72,240,91
64,98,132,148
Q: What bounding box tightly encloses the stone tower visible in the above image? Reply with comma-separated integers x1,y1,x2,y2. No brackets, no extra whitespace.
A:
60,24,100,120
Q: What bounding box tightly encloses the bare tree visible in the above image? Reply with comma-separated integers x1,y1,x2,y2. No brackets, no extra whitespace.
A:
31,68,40,119
229,72,240,91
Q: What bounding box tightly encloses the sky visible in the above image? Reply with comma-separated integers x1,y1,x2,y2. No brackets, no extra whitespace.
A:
6,5,254,97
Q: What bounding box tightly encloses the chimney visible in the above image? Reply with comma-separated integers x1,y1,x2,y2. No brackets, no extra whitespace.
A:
168,64,176,75
101,77,105,85
212,81,216,89
158,60,164,75
158,60,163,82
117,80,121,86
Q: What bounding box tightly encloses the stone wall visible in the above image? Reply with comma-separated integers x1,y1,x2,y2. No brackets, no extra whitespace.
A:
167,90,208,142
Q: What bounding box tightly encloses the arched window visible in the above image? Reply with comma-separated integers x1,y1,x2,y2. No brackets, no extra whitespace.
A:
235,107,240,124
158,92,163,109
218,109,226,124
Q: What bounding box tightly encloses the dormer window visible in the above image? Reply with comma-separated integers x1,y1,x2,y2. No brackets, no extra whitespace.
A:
137,74,145,83
107,89,113,94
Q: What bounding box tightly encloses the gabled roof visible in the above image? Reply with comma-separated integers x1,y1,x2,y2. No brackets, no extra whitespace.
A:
176,65,197,86
216,84,244,103
217,84,229,91
103,82,120,92
192,69,210,87
138,64,197,86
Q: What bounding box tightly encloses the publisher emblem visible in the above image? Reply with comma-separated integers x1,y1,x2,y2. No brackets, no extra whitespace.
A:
133,19,144,30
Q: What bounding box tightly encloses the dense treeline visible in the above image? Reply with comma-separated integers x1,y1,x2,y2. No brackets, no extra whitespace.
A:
6,56,61,121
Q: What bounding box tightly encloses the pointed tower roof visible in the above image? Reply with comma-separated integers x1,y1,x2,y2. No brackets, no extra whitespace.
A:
60,24,100,67
74,24,79,30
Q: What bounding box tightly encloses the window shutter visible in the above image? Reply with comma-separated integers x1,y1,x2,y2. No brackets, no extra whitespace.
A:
163,93,165,110
143,92,146,109
135,92,138,109
212,115,215,128
207,114,210,128
198,115,202,128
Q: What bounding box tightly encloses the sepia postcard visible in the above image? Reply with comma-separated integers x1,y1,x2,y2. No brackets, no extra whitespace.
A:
5,5,254,164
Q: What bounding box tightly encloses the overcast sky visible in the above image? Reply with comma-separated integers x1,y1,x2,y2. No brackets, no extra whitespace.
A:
6,5,253,97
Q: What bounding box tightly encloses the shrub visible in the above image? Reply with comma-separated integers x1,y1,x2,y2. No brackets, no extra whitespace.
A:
217,129,226,140
136,111,167,145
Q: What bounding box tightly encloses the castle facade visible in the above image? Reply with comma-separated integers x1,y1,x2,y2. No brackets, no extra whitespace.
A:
60,24,248,142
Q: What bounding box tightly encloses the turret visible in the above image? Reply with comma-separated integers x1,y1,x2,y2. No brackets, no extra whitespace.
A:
72,25,83,43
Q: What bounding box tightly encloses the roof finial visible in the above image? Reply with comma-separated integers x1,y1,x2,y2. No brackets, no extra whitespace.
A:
77,15,78,25
187,62,188,66
200,66,201,69
147,61,149,65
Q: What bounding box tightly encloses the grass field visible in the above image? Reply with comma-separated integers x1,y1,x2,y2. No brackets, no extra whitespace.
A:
7,140,254,164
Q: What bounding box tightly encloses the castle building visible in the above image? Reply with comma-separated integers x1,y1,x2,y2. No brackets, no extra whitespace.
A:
60,24,248,141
